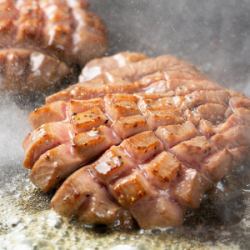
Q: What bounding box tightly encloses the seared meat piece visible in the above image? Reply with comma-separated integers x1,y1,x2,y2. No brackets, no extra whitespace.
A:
29,125,121,192
49,165,134,227
0,49,71,92
0,0,107,92
23,55,250,229
25,93,250,227
30,55,216,128
0,0,106,66
45,55,207,103
79,52,148,82
51,106,250,228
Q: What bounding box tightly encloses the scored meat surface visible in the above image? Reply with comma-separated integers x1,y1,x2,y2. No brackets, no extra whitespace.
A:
30,54,211,128
45,54,206,103
0,0,107,91
0,0,107,66
23,53,250,229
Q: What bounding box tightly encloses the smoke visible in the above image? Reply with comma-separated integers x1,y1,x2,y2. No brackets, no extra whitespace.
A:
0,94,30,182
91,0,250,94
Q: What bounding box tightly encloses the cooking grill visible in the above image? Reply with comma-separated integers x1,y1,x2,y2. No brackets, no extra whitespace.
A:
0,0,250,249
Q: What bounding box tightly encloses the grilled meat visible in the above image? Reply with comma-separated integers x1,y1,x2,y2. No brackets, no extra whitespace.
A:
79,51,148,82
0,48,71,92
0,0,106,66
23,54,250,229
0,0,107,92
50,94,250,229
30,55,212,128
45,55,206,103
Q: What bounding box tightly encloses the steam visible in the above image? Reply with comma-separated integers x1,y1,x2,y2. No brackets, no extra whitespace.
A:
91,0,250,94
0,94,30,180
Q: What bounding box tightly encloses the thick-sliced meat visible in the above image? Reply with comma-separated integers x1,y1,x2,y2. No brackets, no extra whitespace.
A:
201,149,233,182
155,121,198,148
29,125,120,192
172,167,205,209
171,136,213,167
23,122,74,168
30,143,83,192
25,90,250,193
45,55,206,103
0,48,72,92
23,55,250,229
0,0,107,92
26,94,250,197
79,51,147,82
0,0,107,66
51,108,249,228
30,55,212,128
51,166,134,227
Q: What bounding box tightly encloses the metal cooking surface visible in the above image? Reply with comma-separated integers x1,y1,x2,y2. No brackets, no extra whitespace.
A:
1,0,250,249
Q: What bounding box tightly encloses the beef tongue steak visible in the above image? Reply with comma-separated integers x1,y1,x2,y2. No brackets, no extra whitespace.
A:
0,0,107,92
0,0,106,66
23,54,250,229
